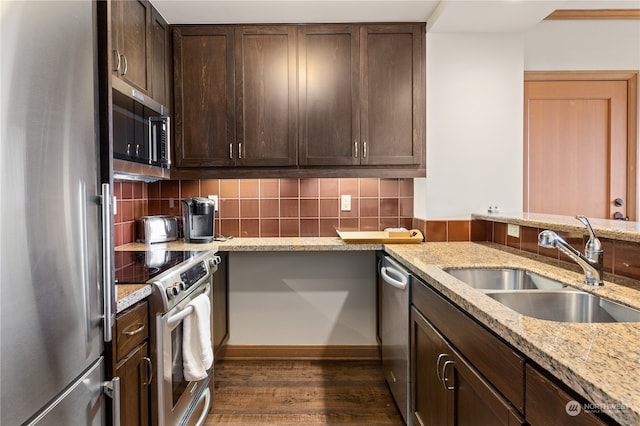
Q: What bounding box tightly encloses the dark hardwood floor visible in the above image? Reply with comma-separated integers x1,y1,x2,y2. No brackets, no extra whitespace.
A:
206,359,405,425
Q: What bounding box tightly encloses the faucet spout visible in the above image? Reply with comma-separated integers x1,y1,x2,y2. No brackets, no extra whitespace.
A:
537,216,604,286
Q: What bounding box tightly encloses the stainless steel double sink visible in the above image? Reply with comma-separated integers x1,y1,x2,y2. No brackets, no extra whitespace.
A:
445,268,640,323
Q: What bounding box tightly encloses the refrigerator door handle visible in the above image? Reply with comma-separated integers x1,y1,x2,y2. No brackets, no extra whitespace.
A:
101,183,115,342
103,377,121,426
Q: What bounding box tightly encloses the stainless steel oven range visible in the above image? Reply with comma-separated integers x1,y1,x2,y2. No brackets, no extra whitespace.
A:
118,249,220,426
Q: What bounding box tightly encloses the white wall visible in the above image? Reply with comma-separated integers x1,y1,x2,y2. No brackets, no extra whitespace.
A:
422,33,524,219
415,19,640,220
228,251,376,345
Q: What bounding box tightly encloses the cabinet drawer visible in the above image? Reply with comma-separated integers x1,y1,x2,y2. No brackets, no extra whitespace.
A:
411,278,525,412
526,365,609,426
116,301,149,361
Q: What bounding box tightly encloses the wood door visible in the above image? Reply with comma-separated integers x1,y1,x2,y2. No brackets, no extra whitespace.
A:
298,24,360,166
235,26,297,167
112,0,151,93
360,24,424,166
150,7,171,108
173,26,236,167
524,74,637,220
411,307,452,426
116,341,150,426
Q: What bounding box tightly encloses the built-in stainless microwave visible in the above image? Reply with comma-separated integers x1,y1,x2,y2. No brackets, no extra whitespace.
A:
112,78,170,172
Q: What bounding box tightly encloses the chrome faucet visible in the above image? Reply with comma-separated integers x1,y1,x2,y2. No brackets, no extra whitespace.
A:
538,216,604,286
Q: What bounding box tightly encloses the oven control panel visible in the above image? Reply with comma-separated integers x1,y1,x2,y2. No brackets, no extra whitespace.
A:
165,260,208,300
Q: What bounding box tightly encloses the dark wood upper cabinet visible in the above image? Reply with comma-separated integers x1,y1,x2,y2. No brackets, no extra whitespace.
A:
171,23,426,178
361,24,424,166
235,26,298,167
150,8,171,108
173,26,236,168
299,23,424,168
298,24,360,166
111,0,151,94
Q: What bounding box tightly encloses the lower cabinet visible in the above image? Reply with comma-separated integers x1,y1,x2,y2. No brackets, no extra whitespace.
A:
114,301,152,426
411,307,525,426
213,253,229,355
410,274,618,426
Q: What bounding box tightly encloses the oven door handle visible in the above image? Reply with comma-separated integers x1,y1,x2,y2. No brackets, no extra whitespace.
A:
167,305,194,327
166,282,211,327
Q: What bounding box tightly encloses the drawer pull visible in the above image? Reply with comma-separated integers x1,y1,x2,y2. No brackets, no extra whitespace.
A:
122,323,145,336
143,357,153,386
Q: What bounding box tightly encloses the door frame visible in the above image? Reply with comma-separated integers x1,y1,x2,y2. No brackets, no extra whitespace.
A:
524,71,639,221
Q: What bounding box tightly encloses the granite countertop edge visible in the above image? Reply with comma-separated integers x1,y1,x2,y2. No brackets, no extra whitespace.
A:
473,211,640,243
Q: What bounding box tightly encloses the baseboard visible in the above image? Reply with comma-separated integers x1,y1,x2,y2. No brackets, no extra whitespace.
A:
218,345,381,361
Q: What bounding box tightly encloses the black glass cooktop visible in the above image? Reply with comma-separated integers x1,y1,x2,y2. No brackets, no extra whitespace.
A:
115,250,204,284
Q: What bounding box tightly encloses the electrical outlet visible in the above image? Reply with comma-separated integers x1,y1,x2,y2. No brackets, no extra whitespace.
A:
507,224,520,238
341,195,351,211
208,195,219,211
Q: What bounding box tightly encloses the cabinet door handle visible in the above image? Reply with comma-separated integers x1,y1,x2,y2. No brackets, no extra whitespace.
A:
229,143,233,159
436,353,448,382
363,141,367,158
354,141,358,158
239,143,243,159
442,360,455,391
122,322,145,336
112,49,121,73
143,356,153,386
121,54,128,76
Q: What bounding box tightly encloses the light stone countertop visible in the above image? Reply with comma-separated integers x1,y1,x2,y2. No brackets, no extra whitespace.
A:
473,211,640,243
114,237,384,311
385,242,640,426
117,237,383,252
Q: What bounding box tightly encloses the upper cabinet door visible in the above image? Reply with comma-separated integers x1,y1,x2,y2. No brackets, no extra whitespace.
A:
111,0,151,93
235,26,297,167
360,24,424,166
298,24,361,166
150,7,171,108
173,26,236,168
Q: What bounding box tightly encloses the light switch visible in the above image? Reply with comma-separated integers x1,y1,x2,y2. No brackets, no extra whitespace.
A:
341,195,351,211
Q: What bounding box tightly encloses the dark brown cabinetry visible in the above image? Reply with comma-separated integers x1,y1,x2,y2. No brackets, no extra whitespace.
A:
526,365,609,426
298,24,424,168
173,26,297,169
235,26,298,167
150,7,172,108
173,26,235,168
411,282,525,426
410,272,619,426
114,301,152,426
111,0,170,106
111,0,151,93
213,253,229,355
172,23,425,178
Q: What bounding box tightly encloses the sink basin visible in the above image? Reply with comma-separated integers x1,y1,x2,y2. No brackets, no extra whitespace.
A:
486,290,640,323
445,268,567,291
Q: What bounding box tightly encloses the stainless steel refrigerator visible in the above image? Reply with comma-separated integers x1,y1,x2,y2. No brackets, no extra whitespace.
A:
1,1,117,424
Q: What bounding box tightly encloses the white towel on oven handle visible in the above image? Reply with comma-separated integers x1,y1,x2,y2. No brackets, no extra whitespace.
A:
182,294,213,381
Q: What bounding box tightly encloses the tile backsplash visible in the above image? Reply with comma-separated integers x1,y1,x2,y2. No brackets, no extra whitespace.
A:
114,178,415,246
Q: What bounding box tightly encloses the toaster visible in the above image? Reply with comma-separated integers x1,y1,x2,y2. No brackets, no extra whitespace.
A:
136,215,179,243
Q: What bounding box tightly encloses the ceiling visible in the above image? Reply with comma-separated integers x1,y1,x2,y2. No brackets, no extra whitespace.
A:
151,0,639,32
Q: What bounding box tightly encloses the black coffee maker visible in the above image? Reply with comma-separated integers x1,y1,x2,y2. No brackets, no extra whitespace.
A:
181,198,216,243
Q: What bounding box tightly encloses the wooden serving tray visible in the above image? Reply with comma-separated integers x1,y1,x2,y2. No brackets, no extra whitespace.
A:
337,229,424,244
